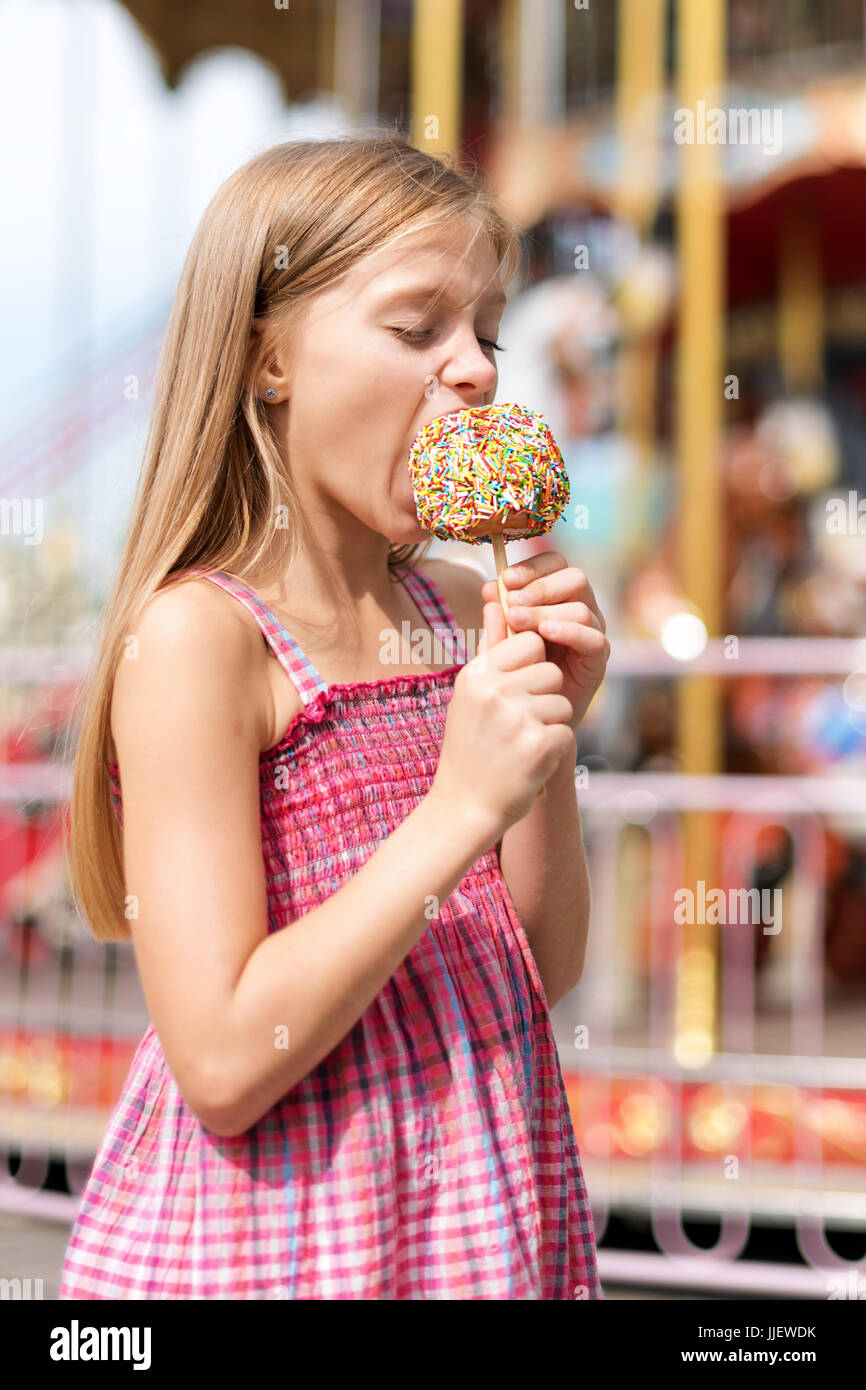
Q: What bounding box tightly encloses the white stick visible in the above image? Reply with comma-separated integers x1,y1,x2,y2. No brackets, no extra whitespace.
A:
489,530,546,798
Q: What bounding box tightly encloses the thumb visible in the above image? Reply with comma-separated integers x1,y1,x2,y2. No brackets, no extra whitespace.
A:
483,598,508,650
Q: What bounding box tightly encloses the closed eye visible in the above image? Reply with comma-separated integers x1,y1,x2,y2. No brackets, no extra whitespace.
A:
391,327,505,351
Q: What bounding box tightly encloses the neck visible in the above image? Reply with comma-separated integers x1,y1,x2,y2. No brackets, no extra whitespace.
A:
242,527,411,630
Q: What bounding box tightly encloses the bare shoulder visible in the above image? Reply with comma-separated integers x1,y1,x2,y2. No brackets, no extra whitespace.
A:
419,556,486,639
109,577,273,761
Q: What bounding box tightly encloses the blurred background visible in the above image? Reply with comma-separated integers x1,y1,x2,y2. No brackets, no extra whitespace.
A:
1,0,865,1300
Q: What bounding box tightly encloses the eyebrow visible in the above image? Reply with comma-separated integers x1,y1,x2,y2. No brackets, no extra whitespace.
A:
373,283,507,312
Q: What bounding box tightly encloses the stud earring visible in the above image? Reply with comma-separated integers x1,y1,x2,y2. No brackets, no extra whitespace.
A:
264,388,277,400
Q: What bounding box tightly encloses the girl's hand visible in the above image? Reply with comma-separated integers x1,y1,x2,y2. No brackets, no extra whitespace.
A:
481,551,610,730
430,600,576,838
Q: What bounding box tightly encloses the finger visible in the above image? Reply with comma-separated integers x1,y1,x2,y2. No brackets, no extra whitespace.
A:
478,625,547,674
480,552,567,605
502,660,565,695
494,566,605,632
483,599,508,650
524,693,575,726
505,600,603,633
498,550,568,588
536,619,611,659
464,602,507,678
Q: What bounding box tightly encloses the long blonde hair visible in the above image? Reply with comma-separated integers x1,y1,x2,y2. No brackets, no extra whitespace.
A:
63,131,524,942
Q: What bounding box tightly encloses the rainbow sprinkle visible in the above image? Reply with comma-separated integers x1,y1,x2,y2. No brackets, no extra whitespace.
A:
407,402,570,545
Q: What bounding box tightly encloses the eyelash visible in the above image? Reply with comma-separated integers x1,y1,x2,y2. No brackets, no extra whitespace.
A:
392,328,506,352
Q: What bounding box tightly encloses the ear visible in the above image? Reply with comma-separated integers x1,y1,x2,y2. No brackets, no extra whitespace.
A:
244,318,266,389
245,318,290,404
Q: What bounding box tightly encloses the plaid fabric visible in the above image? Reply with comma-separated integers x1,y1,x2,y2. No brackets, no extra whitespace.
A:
60,565,602,1300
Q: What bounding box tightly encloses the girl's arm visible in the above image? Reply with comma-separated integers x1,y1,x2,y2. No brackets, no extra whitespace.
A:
496,751,589,1007
113,582,500,1140
427,558,589,1008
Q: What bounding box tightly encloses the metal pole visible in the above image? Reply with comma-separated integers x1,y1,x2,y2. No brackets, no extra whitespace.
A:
411,0,464,155
674,0,726,1067
615,0,666,231
333,0,381,124
615,0,667,565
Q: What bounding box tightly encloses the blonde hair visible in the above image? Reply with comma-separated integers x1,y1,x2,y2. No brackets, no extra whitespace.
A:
63,131,524,942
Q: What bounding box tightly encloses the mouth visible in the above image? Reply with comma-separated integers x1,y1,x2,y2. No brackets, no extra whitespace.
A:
416,401,492,437
428,403,488,428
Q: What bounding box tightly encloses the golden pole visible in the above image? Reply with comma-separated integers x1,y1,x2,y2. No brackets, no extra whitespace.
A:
674,0,726,1068
316,0,336,97
498,0,520,125
615,0,666,233
333,0,380,124
411,0,464,156
614,0,666,566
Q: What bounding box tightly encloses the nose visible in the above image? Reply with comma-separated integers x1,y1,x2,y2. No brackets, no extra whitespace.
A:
437,323,498,401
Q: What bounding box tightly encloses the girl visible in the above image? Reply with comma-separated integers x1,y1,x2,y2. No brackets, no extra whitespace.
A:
59,134,608,1300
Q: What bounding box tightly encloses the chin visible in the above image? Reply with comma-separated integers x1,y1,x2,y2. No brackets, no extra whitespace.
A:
387,515,430,546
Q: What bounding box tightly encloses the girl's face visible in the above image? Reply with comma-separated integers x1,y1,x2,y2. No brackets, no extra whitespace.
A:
261,218,506,549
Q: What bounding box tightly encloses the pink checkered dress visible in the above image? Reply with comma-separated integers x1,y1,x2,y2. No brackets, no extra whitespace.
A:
59,564,602,1300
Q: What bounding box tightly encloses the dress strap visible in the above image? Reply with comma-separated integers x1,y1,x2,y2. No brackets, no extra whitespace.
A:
396,565,468,666
177,568,328,706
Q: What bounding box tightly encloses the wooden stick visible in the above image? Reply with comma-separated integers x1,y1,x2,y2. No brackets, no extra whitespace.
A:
489,530,546,798
491,532,515,636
